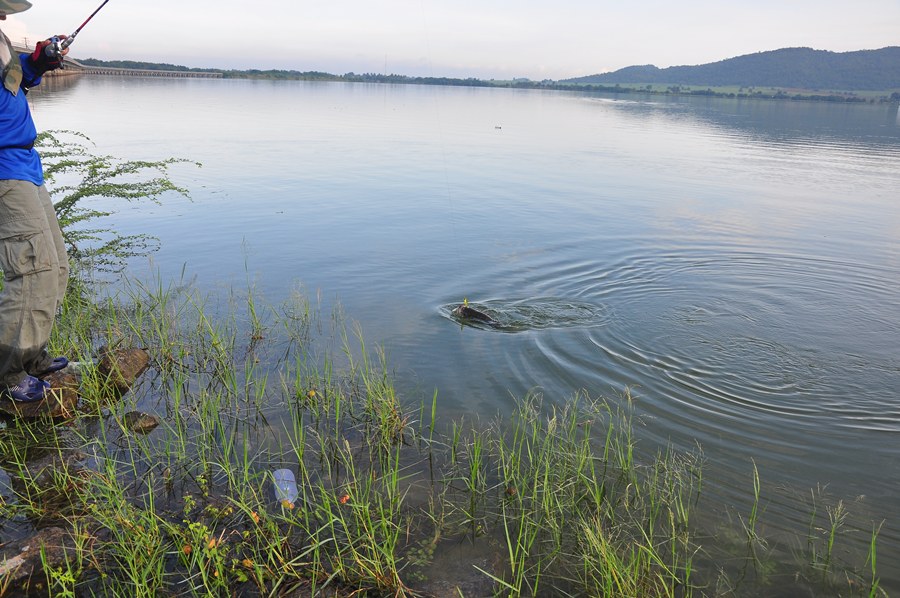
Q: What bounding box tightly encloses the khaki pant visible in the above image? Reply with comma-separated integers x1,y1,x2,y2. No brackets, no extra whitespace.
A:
0,180,69,387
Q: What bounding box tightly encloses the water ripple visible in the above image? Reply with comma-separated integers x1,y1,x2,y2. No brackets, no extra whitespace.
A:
441,297,611,332
469,247,900,436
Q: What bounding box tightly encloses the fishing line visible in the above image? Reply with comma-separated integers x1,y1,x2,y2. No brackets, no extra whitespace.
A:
417,1,466,298
36,0,113,64
60,0,113,51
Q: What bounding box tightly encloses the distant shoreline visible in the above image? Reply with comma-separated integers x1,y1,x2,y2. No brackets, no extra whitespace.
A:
56,56,900,105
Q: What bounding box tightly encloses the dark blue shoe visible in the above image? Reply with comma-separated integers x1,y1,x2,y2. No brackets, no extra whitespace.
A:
34,356,69,377
4,375,51,403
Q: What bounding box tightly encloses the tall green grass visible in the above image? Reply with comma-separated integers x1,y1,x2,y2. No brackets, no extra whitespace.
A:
0,275,886,596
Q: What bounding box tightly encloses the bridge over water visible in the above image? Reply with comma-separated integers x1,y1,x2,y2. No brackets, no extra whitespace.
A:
66,59,222,78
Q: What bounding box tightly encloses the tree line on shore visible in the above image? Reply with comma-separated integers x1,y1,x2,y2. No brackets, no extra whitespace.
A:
77,54,900,104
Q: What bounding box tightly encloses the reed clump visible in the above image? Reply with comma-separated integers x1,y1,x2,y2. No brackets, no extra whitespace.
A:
0,276,886,597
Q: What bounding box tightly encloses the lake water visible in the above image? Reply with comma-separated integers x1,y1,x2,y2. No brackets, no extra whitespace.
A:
31,76,900,590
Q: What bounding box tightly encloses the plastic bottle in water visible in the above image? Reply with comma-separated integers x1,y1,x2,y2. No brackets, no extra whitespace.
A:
272,469,298,504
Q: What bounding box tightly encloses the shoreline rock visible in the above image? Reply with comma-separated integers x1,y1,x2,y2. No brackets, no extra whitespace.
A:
0,347,150,419
97,347,151,397
0,527,76,587
0,370,79,419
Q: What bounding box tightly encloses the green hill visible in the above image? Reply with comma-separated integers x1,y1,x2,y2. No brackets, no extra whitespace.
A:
565,47,900,91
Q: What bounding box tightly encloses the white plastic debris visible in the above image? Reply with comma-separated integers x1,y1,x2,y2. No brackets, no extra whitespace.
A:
272,468,298,504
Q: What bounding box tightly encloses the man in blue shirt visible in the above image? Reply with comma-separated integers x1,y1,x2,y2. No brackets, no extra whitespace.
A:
0,0,70,402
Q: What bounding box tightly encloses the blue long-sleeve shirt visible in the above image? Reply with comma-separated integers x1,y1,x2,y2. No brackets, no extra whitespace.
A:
0,37,44,186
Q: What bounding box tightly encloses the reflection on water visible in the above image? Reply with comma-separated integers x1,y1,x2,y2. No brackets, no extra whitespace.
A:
587,93,900,148
27,77,900,591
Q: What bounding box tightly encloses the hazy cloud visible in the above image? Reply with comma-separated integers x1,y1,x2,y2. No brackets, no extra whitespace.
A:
5,0,899,79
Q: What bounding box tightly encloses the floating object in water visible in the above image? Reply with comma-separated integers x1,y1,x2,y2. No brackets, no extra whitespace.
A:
272,469,299,504
452,301,496,324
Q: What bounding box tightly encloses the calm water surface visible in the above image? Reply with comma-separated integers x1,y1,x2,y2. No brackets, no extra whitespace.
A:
31,77,900,588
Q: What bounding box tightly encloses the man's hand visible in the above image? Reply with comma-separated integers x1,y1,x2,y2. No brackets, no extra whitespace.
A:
29,36,69,72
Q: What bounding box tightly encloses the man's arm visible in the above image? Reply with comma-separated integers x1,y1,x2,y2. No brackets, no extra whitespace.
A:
20,36,67,89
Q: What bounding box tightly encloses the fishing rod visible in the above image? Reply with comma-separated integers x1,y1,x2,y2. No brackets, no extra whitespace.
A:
44,0,112,57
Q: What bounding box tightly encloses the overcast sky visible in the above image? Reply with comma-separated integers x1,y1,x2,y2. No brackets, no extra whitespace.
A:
4,0,899,80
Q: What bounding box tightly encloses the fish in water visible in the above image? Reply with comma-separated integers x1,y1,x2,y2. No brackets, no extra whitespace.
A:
452,301,496,324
